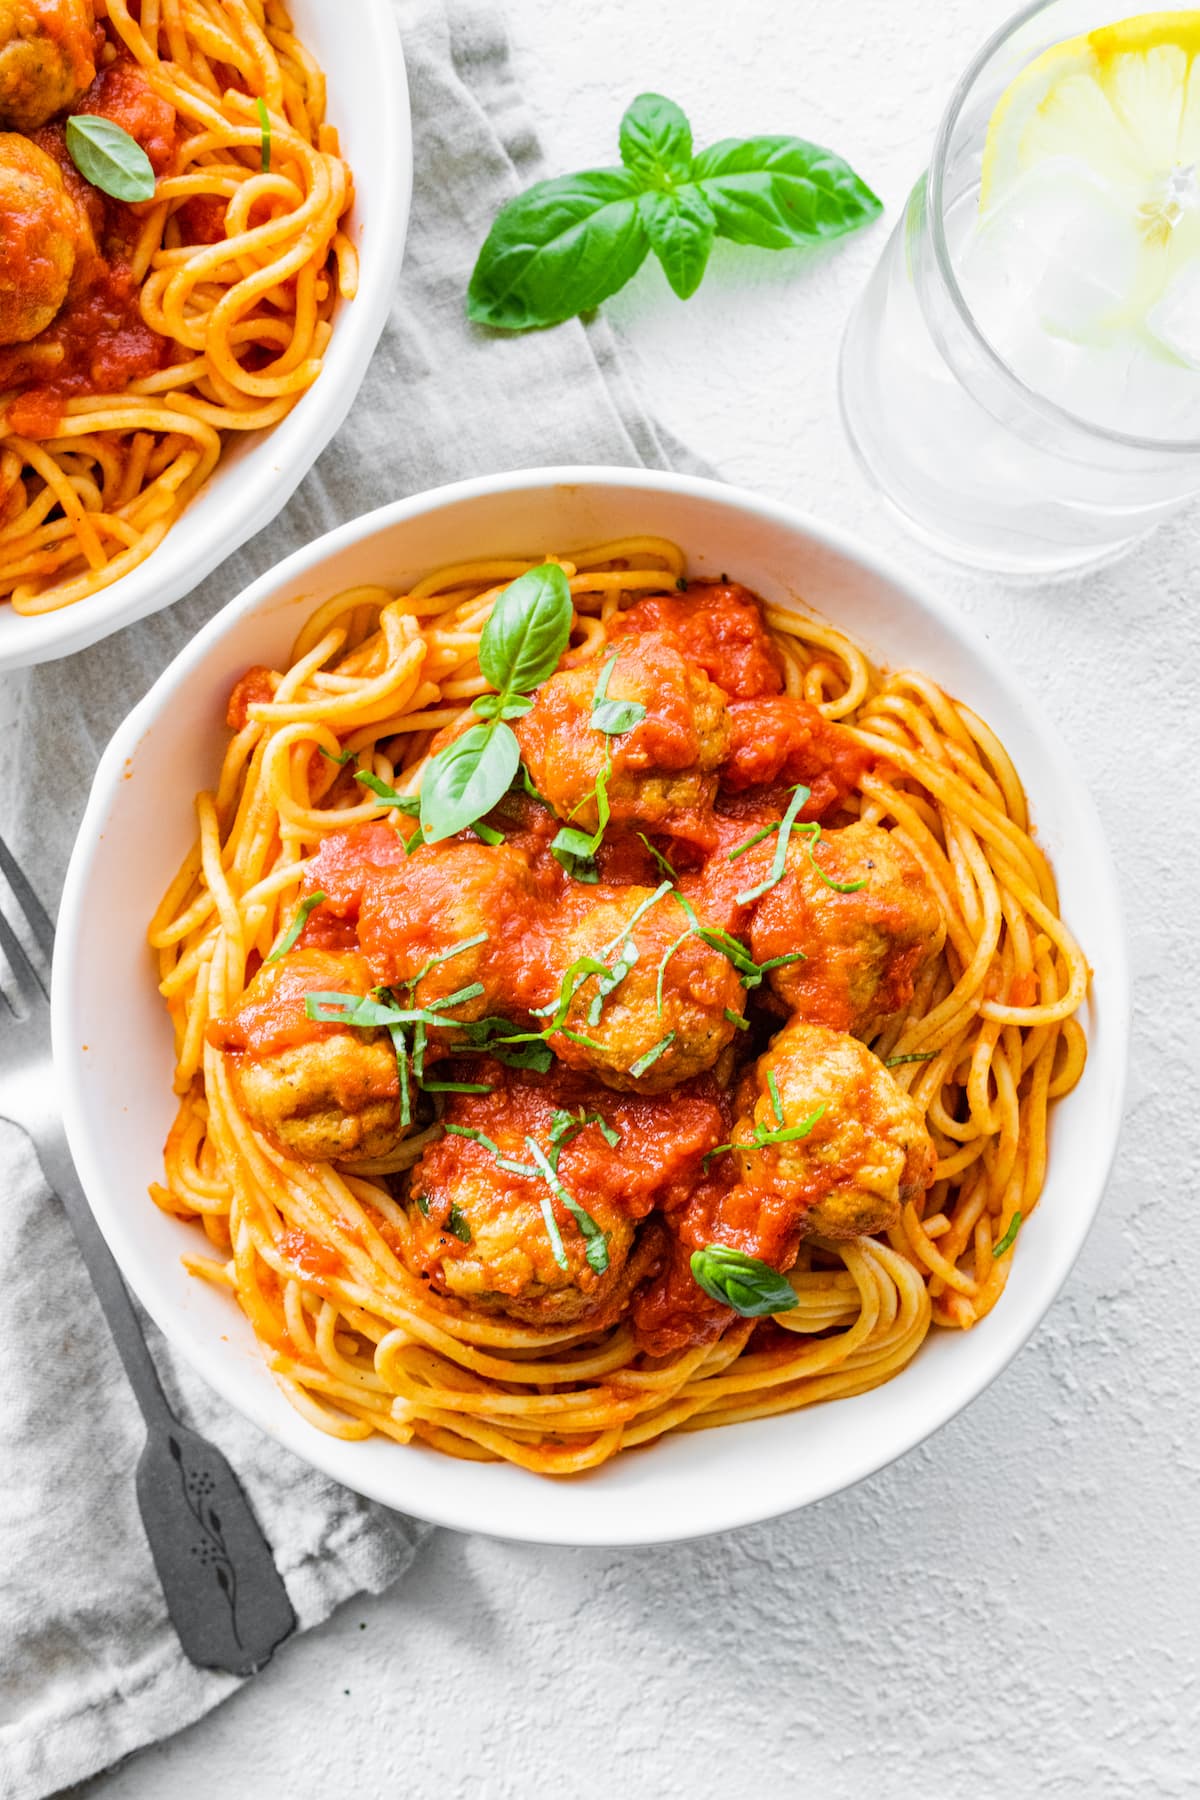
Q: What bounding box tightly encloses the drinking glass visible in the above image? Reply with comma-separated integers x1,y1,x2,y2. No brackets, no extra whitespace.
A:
839,0,1200,574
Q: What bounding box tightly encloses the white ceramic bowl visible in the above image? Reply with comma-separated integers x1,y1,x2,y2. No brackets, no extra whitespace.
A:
54,469,1129,1545
0,0,410,672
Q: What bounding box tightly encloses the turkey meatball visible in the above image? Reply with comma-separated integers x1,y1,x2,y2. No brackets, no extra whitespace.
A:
749,820,944,1038
0,0,95,132
404,1065,668,1326
516,636,730,842
548,885,744,1092
208,948,402,1164
0,131,81,342
718,1019,936,1257
356,841,548,1021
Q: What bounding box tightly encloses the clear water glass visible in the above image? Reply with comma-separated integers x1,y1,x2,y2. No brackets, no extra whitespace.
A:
839,0,1200,575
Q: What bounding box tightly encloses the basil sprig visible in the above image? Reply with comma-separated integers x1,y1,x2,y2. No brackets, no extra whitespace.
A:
468,92,881,331
690,1246,799,1318
420,564,572,843
66,115,156,203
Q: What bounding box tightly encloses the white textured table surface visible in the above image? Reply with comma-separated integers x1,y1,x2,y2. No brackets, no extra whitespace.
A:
76,1,1198,1795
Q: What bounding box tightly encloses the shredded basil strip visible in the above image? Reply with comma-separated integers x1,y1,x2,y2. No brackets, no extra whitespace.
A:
991,1211,1023,1259
735,784,812,905
446,1203,472,1243
796,822,867,894
885,1051,936,1068
389,1025,412,1128
629,1030,675,1078
704,1102,827,1169
65,114,155,202
256,96,271,172
525,1139,609,1273
539,1195,570,1271
420,1078,493,1094
354,770,422,814
637,833,678,880
548,1107,621,1150
304,990,449,1030
724,1008,750,1031
406,933,488,997
443,1123,539,1179
590,649,646,736
689,1245,799,1318
267,891,326,962
318,744,355,766
767,1068,784,1126
551,760,613,878
727,818,781,862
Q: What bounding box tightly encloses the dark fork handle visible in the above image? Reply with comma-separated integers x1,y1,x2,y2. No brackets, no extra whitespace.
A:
37,1132,296,1674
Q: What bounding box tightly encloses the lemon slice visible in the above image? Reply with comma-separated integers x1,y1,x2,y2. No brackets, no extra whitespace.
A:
978,12,1200,354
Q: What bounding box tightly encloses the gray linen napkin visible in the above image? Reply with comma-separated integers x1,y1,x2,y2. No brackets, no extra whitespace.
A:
0,3,697,1793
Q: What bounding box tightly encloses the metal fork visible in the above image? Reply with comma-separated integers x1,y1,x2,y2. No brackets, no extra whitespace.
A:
0,833,295,1676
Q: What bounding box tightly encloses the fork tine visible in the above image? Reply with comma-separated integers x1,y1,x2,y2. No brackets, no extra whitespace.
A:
0,901,48,1009
0,833,54,960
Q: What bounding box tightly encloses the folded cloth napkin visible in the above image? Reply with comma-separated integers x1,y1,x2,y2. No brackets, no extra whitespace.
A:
0,3,701,1793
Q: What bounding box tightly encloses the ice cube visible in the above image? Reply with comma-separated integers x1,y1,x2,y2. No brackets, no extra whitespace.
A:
958,160,1143,361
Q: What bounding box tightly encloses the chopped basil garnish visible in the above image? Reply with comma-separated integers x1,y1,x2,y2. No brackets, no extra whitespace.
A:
991,1212,1023,1259
727,818,781,862
796,822,867,893
526,1138,610,1273
446,1203,472,1243
637,833,678,881
767,1068,784,1126
735,784,811,905
590,649,646,736
885,1051,936,1068
267,890,326,962
354,770,422,814
256,96,271,172
689,1245,799,1318
704,1101,827,1169
551,761,612,880
318,744,355,767
539,1195,569,1271
629,1030,675,1078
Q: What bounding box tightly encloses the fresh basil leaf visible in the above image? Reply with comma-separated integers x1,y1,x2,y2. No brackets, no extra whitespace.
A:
689,1245,799,1318
691,135,882,249
467,169,649,331
66,115,156,203
419,721,520,844
478,563,573,698
640,185,716,299
474,693,534,722
618,92,693,186
446,1203,472,1244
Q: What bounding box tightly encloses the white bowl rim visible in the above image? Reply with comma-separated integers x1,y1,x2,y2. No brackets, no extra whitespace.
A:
54,466,1131,1545
0,0,411,672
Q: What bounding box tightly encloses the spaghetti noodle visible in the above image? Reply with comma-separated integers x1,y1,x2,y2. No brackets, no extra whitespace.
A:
0,0,354,616
150,538,1089,1473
